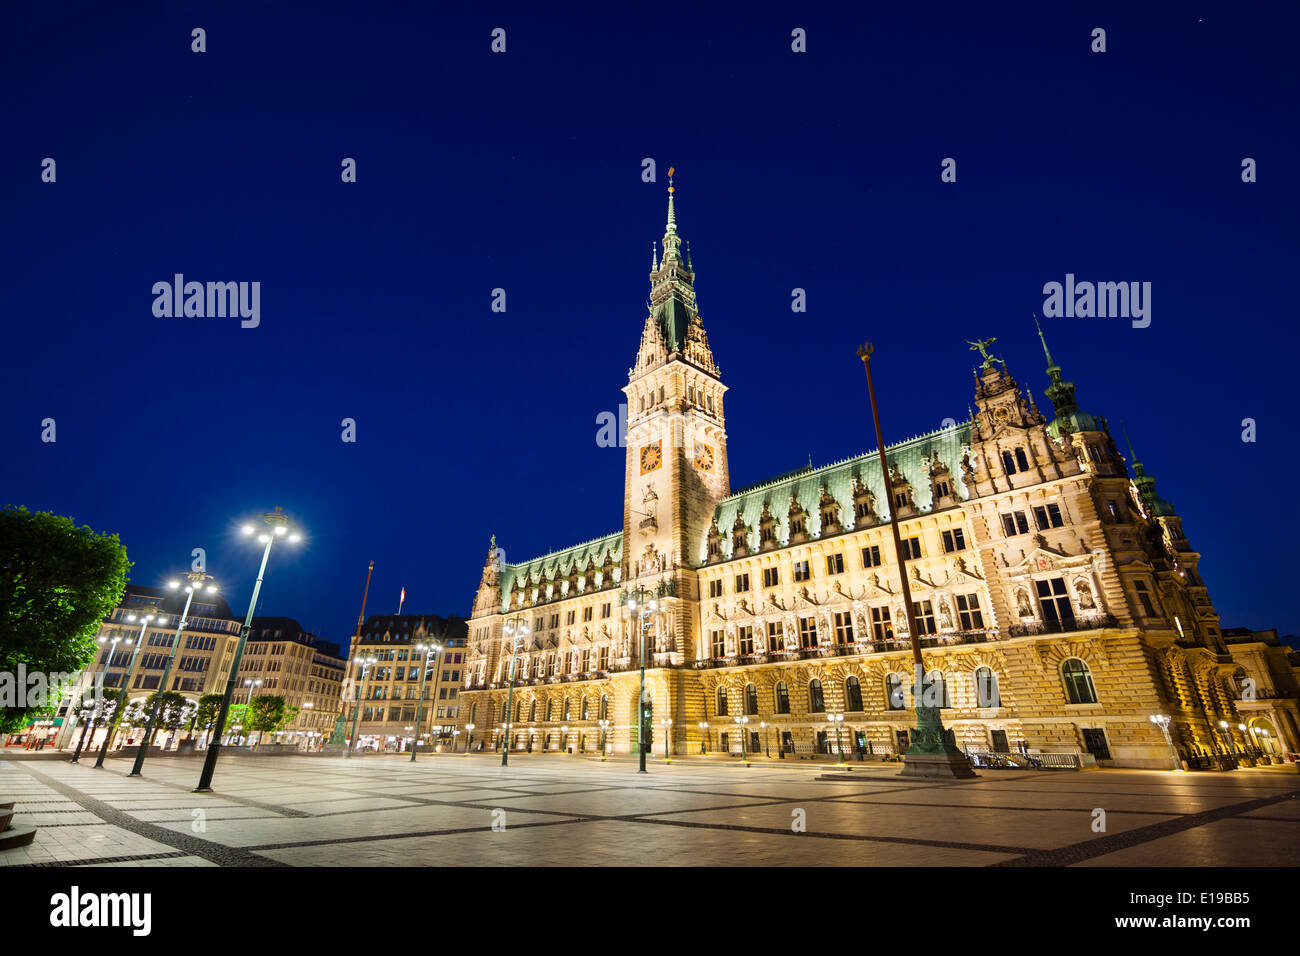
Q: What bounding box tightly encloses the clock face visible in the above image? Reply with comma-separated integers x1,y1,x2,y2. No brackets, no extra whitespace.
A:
695,443,715,473
640,441,662,474
993,405,1010,422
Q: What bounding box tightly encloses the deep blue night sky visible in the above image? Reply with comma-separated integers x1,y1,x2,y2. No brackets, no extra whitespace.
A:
2,3,1296,644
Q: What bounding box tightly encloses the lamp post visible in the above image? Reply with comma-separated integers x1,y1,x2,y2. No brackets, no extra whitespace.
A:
465,723,475,753
501,616,528,767
699,720,709,754
131,572,217,777
81,624,145,764
345,656,377,757
195,508,301,791
410,641,441,761
828,713,845,764
241,679,263,747
857,342,974,779
598,719,610,760
760,720,770,758
733,715,749,761
624,583,663,774
1148,714,1182,772
662,717,672,762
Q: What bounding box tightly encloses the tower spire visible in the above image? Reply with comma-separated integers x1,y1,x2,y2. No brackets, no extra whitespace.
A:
665,166,677,235
651,242,658,272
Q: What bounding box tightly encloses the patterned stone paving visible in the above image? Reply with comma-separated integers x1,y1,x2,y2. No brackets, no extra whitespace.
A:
1,753,1296,867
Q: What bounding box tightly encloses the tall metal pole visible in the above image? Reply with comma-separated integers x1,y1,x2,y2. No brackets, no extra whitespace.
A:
857,342,972,778
132,578,206,776
194,534,275,792
95,616,154,768
346,661,373,757
410,643,438,761
502,615,524,767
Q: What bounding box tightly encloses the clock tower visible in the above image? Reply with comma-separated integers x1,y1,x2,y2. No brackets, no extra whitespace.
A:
622,172,729,662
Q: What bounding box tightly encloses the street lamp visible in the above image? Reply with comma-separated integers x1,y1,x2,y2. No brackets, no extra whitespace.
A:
345,656,377,757
196,508,301,792
624,584,664,774
828,713,845,764
733,715,749,762
131,573,217,777
410,641,441,762
465,723,475,754
598,718,610,760
1148,714,1182,772
662,717,672,762
82,622,149,765
699,720,709,754
501,616,528,767
242,679,263,747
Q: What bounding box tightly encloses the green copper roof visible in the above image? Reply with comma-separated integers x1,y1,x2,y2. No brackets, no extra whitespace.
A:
1036,317,1103,438
498,531,623,611
710,423,973,562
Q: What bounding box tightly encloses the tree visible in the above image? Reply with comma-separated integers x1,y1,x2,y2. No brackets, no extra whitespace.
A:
247,695,287,747
190,693,223,742
141,691,189,744
0,506,130,734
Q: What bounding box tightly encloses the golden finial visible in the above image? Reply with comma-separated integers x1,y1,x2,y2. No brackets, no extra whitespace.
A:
667,166,675,194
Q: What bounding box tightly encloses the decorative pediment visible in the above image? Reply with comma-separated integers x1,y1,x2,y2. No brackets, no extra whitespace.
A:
761,593,786,613
793,587,820,609
1009,545,1090,574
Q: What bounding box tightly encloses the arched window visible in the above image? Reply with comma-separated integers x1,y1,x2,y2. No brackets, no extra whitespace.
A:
600,694,608,720
516,700,523,722
527,700,535,721
886,674,906,710
774,681,790,714
581,697,589,720
974,666,1000,707
808,678,825,713
1062,658,1098,704
470,703,477,723
716,686,729,716
920,671,951,709
1015,448,1030,472
563,697,571,721
744,683,758,715
545,699,553,722
845,675,863,712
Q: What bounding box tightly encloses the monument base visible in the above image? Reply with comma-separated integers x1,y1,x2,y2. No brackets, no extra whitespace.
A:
900,752,978,779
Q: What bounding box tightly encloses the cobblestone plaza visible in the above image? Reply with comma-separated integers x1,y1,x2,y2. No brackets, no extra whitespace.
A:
2,754,1296,867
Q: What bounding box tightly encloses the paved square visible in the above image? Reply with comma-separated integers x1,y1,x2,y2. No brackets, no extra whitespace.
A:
2,754,1296,867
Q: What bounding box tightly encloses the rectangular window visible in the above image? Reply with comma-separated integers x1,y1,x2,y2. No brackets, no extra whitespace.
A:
861,545,881,567
1001,511,1030,536
762,567,779,588
798,617,818,648
708,579,723,598
941,529,966,553
710,629,726,658
825,553,845,575
583,606,593,622
601,603,611,619
793,559,811,582
956,593,984,629
833,612,854,644
1133,580,1156,617
566,610,576,625
737,626,754,655
735,573,751,592
900,536,922,560
871,606,893,641
1033,504,1064,530
1036,577,1076,630
766,621,784,651
912,600,937,636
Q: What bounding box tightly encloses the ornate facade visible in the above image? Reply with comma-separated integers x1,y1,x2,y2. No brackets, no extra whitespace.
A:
460,182,1267,769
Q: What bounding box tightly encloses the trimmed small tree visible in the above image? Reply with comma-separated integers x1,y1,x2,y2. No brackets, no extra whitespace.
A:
247,694,287,748
190,694,222,743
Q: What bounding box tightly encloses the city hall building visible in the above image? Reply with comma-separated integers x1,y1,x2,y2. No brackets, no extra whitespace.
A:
459,183,1283,769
